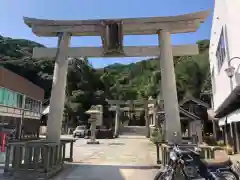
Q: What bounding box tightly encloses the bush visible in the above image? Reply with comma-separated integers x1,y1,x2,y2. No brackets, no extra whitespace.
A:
217,140,225,146
224,144,233,155
150,127,165,143
203,136,217,146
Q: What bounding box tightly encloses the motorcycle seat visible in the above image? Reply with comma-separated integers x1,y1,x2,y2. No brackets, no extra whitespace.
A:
179,150,192,154
201,158,232,167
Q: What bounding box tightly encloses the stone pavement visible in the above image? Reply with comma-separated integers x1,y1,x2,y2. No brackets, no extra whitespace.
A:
54,135,159,180
53,164,158,180
230,154,240,164
72,135,157,165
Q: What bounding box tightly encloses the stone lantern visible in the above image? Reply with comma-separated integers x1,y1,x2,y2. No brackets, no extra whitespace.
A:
85,105,102,144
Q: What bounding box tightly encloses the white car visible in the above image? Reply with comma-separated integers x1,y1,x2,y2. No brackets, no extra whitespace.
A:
73,126,85,138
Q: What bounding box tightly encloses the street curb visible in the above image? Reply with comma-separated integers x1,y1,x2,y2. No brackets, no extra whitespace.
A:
66,162,162,169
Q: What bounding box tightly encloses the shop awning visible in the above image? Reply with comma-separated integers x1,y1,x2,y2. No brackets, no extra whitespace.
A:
215,86,240,118
226,108,240,123
217,108,240,126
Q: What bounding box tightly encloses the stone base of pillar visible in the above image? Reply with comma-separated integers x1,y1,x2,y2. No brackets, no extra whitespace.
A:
87,140,100,144
114,134,119,138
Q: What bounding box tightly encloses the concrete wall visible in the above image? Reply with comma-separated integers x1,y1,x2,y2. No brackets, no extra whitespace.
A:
209,0,240,111
0,67,44,101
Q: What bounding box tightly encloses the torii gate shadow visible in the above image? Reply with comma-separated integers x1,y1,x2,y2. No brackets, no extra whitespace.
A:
54,163,160,180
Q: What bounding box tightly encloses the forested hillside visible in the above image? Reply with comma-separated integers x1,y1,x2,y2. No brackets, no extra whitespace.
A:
100,39,210,100
0,35,211,124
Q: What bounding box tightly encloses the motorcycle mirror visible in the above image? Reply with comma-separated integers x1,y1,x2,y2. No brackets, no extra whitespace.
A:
194,147,201,152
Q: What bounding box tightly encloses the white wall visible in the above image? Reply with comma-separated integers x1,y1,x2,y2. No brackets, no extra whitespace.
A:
209,0,240,111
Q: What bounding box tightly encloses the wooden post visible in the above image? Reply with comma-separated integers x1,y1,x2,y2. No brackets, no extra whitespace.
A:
17,97,26,139
59,143,63,164
224,119,228,145
13,146,22,171
114,104,120,137
4,144,11,173
28,147,33,163
156,143,161,164
43,145,50,173
70,141,74,162
24,146,30,170
62,143,66,161
145,100,150,138
212,120,217,140
233,122,240,153
51,146,55,165
33,147,40,169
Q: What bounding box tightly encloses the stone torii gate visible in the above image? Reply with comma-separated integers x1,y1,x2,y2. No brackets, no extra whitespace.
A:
23,11,209,143
107,99,156,138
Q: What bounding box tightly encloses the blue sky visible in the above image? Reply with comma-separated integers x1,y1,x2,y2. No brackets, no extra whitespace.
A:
1,0,213,68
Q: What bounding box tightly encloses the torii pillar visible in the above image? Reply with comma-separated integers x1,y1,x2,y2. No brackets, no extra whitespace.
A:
158,30,181,144
114,104,120,137
144,101,150,138
47,32,70,143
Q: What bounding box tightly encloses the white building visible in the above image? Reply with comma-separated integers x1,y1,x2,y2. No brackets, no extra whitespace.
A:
209,0,240,152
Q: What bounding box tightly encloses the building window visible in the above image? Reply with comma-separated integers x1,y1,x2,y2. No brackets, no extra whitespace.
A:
0,87,41,112
33,101,37,112
24,96,41,113
0,87,40,111
0,87,4,104
17,94,23,108
6,90,18,107
25,97,31,110
216,28,226,71
3,89,9,106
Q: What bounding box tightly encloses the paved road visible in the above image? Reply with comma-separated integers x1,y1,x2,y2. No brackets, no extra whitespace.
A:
55,135,159,180
230,153,240,164
54,164,159,180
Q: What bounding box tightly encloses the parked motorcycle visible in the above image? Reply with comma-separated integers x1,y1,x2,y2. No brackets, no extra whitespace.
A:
154,144,239,180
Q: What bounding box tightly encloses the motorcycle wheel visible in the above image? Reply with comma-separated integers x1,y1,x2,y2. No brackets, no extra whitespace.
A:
154,171,174,180
220,170,239,180
154,171,165,180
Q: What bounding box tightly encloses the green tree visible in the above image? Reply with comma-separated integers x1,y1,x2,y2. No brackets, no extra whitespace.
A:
0,35,211,128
